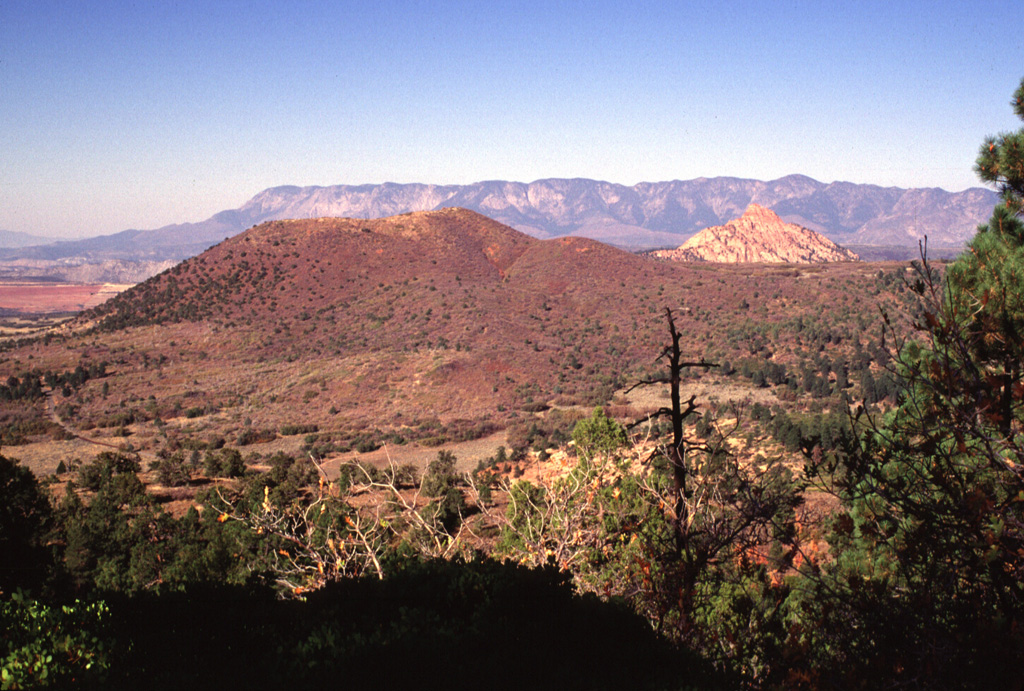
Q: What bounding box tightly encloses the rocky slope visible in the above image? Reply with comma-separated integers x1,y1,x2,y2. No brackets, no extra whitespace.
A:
653,204,860,263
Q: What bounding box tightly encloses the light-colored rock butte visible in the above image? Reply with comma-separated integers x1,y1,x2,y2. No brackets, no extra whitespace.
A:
652,204,860,263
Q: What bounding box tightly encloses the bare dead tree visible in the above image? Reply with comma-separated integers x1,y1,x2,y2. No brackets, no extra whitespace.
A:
213,478,387,596
626,307,716,551
342,451,470,561
210,449,476,597
470,452,619,577
625,307,802,637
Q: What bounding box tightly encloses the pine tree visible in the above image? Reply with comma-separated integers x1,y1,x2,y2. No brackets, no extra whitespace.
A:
796,77,1024,686
974,78,1024,219
0,455,54,591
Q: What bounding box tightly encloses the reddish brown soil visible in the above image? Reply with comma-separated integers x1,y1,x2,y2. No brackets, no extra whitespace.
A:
1,210,924,495
0,281,129,313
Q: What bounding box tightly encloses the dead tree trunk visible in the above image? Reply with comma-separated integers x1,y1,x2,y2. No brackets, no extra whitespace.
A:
628,308,711,552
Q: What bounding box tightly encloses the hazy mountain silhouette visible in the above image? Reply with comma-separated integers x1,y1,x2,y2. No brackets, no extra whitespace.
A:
3,176,995,269
0,229,65,248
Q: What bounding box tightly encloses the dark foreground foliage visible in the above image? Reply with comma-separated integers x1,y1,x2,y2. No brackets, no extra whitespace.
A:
3,559,723,691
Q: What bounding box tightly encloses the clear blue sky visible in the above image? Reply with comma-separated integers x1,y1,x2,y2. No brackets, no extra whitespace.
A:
1,0,1022,238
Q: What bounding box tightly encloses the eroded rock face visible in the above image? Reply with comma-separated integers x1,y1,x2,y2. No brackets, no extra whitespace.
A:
651,204,860,263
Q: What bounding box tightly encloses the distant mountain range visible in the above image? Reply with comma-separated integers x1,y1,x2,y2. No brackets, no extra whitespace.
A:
1,176,997,276
0,229,65,248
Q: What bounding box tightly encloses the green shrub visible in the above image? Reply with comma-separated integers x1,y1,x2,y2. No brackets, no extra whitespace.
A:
75,452,141,492
420,451,466,531
236,428,276,446
152,451,191,487
572,406,627,458
203,448,245,478
280,423,319,436
0,592,112,689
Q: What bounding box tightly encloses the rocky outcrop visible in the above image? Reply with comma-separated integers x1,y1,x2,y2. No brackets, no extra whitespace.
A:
652,204,860,263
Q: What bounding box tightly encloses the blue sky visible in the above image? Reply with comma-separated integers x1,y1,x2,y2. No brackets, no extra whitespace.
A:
1,1,1022,238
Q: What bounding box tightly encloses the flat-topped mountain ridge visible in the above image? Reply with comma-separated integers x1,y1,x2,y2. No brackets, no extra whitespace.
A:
1,177,994,280
218,176,997,248
653,204,860,263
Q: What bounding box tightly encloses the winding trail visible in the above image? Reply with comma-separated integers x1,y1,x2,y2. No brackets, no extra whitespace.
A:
45,390,156,465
